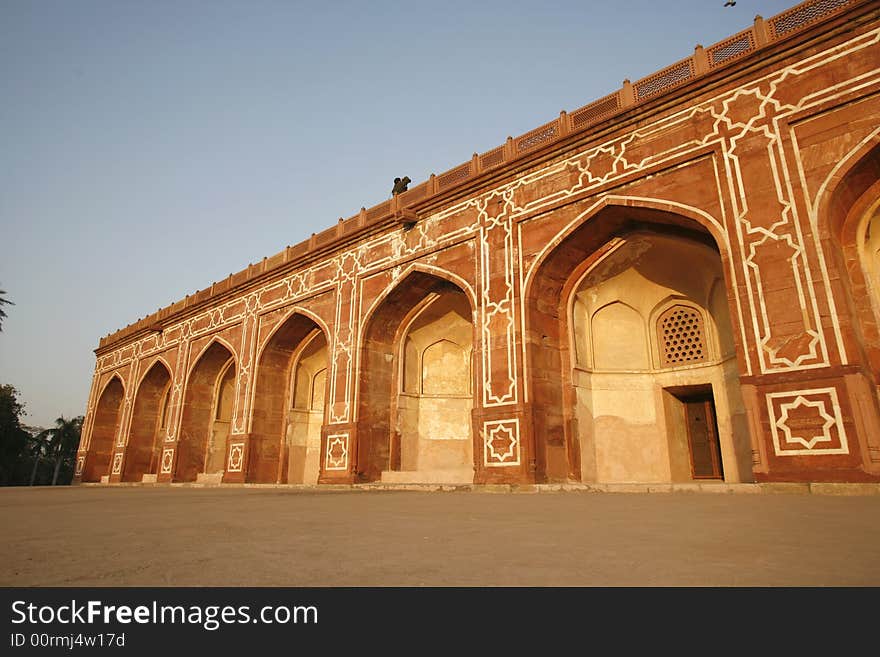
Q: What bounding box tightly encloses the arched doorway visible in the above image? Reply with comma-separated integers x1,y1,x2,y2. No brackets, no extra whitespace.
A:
824,142,880,374
822,141,880,472
250,312,328,484
526,204,753,483
82,376,124,483
123,361,172,482
358,271,475,483
176,341,236,482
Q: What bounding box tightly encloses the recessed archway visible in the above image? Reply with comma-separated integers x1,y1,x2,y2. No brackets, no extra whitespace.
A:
250,311,328,484
821,141,880,472
82,376,124,483
175,341,236,482
525,202,752,484
824,141,880,377
123,360,172,482
358,271,476,483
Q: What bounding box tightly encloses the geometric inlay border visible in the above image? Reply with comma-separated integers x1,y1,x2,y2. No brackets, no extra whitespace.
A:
325,432,349,471
75,455,85,476
227,442,245,473
766,387,849,456
160,448,175,474
483,418,521,466
111,452,123,475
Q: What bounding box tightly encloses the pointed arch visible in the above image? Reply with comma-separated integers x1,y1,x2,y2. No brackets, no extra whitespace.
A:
360,262,477,338
96,372,126,404
134,355,173,391
590,301,649,371
82,374,125,482
524,200,750,483
816,127,880,241
175,340,236,482
808,135,880,475
250,309,329,484
818,139,880,379
421,338,469,395
357,269,476,482
256,305,333,364
523,195,731,301
124,359,172,482
187,335,238,380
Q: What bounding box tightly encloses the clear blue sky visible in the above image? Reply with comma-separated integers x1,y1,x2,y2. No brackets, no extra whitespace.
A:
1,0,796,428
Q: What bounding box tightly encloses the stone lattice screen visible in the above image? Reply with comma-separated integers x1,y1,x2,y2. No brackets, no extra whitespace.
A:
657,305,708,368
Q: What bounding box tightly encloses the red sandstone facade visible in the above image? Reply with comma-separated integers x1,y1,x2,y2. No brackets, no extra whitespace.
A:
75,0,880,486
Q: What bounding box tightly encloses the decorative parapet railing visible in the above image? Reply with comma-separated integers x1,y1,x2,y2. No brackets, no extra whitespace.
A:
97,0,865,351
707,27,759,69
769,0,852,39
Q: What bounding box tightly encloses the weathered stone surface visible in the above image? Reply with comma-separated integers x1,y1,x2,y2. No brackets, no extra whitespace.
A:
78,0,880,487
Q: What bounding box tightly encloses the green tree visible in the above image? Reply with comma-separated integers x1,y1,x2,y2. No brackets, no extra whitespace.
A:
41,416,84,485
26,429,50,485
0,384,30,484
0,287,12,332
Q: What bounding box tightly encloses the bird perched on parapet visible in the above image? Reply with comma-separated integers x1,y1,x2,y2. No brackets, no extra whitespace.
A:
391,176,411,196
724,1,736,6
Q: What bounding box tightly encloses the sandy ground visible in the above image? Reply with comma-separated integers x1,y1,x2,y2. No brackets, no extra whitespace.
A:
2,485,879,586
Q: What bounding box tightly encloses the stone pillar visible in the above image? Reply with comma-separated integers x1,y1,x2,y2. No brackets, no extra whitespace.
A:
319,254,359,484
473,191,535,484
72,369,100,484
224,300,258,484
156,333,191,483
107,355,139,483
718,100,880,482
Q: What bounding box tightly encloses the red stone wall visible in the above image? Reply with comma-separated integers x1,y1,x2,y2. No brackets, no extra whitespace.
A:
74,0,880,485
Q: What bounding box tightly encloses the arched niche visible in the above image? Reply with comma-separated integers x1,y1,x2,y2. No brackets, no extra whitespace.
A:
251,311,328,484
82,376,125,482
526,203,751,485
820,142,880,471
569,231,747,484
590,302,648,370
123,360,172,482
176,341,235,482
285,331,328,484
358,271,475,483
824,142,880,376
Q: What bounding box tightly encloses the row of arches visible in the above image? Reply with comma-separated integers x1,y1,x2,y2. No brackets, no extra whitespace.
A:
82,224,746,485
82,144,880,485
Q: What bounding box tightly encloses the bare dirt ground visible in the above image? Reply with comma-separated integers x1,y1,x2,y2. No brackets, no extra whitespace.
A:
2,486,878,586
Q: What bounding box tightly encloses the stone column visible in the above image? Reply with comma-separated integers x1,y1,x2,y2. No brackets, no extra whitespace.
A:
107,354,139,483
72,369,100,484
224,299,258,484
718,99,880,482
319,254,359,484
472,191,535,484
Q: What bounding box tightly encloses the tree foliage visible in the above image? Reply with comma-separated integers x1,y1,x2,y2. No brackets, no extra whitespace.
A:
0,385,83,486
41,416,85,485
0,287,12,332
0,384,30,484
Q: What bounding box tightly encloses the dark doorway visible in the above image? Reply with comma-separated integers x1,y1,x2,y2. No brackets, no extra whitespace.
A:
683,394,724,479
